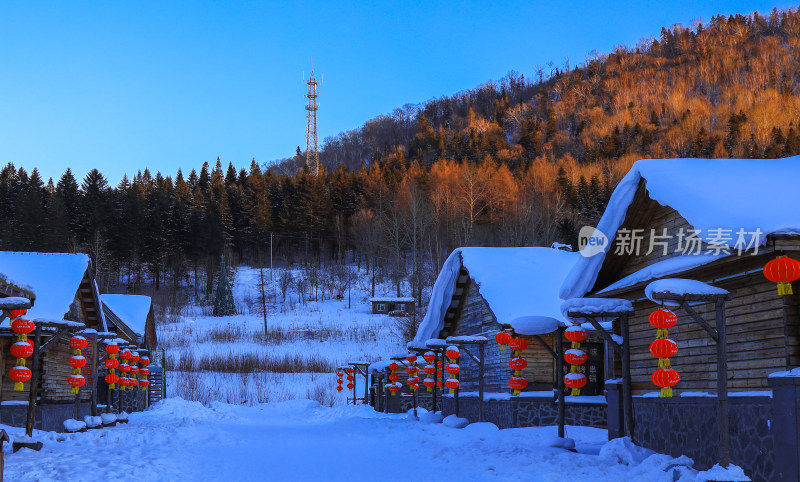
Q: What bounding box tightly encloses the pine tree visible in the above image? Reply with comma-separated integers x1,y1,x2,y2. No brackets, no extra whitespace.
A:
212,257,237,316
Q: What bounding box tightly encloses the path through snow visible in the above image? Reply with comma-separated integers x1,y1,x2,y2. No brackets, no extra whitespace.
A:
5,398,715,481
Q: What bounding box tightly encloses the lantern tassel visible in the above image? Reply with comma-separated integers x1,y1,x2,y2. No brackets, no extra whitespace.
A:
778,283,793,295
570,389,580,396
499,345,506,350
660,387,672,398
14,382,23,391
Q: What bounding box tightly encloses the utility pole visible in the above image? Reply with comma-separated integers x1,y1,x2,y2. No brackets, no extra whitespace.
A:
303,63,321,176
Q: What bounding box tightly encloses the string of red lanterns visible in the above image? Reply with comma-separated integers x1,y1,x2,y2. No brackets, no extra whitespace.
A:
129,351,140,390
119,349,132,391
139,355,151,391
9,309,33,391
67,336,88,394
336,369,344,393
405,354,419,391
508,337,528,395
387,362,400,396
564,325,588,396
422,351,436,391
763,255,800,295
649,309,680,397
444,346,460,394
104,342,120,388
346,367,355,391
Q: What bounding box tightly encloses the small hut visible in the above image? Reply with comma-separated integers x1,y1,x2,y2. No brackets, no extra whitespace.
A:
100,294,157,351
369,297,415,316
560,157,800,480
0,252,106,431
408,247,607,428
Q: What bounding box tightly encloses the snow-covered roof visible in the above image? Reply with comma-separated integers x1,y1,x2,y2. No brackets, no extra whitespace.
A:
414,247,579,344
645,278,730,306
368,297,414,303
561,157,800,300
100,294,152,338
598,254,722,294
0,252,90,320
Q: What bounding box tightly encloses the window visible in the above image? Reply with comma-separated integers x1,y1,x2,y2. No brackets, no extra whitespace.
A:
377,303,386,312
397,303,405,312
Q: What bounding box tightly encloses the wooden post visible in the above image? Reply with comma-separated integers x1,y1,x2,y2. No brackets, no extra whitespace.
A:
715,298,731,467
620,313,634,440
412,384,418,418
25,324,43,437
556,327,565,438
454,379,460,417
478,342,485,423
90,333,98,416
431,351,438,414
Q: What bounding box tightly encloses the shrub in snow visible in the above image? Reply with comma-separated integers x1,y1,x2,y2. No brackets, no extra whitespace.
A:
84,415,102,428
100,413,117,425
63,419,86,432
212,258,237,317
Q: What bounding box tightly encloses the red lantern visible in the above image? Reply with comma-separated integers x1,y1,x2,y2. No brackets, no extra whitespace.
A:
336,371,344,377
9,309,26,318
105,373,119,385
764,256,800,295
445,379,459,392
130,353,140,363
423,378,435,390
105,358,119,369
388,362,399,371
69,356,87,368
139,380,150,388
11,318,34,334
346,368,354,374
9,366,32,390
10,341,33,359
649,339,679,359
405,366,415,375
652,368,680,390
388,384,400,394
69,336,88,350
446,363,460,374
130,366,140,375
120,364,131,373
347,383,355,389
130,379,139,387
139,356,150,366
120,350,132,360
388,373,399,382
509,338,528,352
336,385,343,392
508,376,527,392
347,375,355,381
336,378,343,384
406,377,418,387
495,332,513,350
437,379,443,388
140,369,150,377
564,326,587,343
564,349,587,366
445,346,460,360
405,355,417,363
68,374,85,388
423,351,436,363
509,357,528,371
424,365,435,375
105,344,119,354
564,373,587,389
648,309,677,330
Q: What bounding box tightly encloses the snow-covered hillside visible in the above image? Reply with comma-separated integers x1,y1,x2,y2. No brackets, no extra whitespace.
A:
158,266,409,405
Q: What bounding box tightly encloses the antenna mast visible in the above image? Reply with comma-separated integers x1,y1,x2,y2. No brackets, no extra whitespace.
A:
303,63,321,176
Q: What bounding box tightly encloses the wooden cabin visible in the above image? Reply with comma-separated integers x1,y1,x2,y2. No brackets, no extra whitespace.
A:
411,247,608,396
558,157,800,479
100,294,157,350
369,297,415,316
561,158,800,395
0,252,107,406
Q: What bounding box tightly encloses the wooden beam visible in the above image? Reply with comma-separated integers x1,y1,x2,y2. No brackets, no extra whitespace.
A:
679,301,719,341
715,298,731,467
478,343,485,423
532,335,557,360
556,327,565,438
25,324,43,437
578,315,623,355
620,313,635,441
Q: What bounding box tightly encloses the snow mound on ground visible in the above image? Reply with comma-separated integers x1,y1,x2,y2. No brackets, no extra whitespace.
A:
419,411,444,424
442,414,470,429
695,464,751,481
63,419,85,432
100,413,117,424
461,422,500,434
84,416,102,428
599,437,657,465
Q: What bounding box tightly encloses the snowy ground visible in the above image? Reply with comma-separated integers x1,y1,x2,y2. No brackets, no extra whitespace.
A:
159,266,407,405
3,397,743,482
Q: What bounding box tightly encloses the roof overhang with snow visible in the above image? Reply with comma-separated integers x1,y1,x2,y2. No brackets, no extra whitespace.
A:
100,294,152,341
413,247,579,344
560,157,800,300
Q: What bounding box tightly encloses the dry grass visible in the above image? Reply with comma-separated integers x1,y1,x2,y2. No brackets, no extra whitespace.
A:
169,349,334,374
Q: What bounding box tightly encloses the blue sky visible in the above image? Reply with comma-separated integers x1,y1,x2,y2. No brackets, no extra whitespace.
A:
0,1,789,184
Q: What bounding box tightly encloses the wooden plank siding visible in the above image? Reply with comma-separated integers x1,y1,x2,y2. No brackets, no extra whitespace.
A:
443,273,605,396
589,184,800,395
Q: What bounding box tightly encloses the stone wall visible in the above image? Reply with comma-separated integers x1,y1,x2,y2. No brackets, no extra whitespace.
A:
630,395,774,481
441,395,607,429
